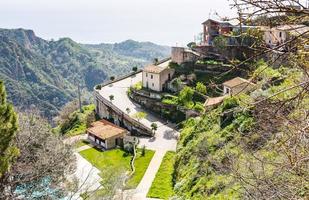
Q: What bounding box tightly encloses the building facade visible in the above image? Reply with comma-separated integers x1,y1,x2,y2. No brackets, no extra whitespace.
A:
87,120,128,149
263,25,309,49
202,19,234,45
142,61,175,92
171,47,200,64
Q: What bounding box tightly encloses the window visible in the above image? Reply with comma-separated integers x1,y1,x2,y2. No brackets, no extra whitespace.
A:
151,75,153,79
146,73,148,77
279,32,282,37
152,83,154,87
226,87,231,94
269,40,271,44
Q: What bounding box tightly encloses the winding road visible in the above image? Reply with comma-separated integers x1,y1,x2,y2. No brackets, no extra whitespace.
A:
99,72,179,199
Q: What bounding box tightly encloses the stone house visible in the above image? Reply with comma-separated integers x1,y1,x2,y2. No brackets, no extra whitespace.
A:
223,77,255,96
142,59,175,92
87,120,128,149
263,25,309,49
171,47,200,64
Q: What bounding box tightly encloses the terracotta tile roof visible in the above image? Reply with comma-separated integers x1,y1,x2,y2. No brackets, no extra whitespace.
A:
87,120,127,140
223,77,254,88
204,96,227,107
143,64,167,74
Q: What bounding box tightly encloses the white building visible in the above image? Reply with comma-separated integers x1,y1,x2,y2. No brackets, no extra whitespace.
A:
142,59,175,92
263,25,309,48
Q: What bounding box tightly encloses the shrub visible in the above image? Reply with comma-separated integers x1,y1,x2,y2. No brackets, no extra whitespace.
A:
95,84,102,90
133,81,142,90
169,61,180,69
124,143,134,154
141,145,146,156
187,42,197,49
132,112,147,122
195,82,207,95
151,123,158,134
132,66,138,72
179,86,194,104
193,102,205,113
162,95,178,105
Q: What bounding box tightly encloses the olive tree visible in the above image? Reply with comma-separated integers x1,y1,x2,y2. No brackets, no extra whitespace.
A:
132,112,147,122
1,111,76,199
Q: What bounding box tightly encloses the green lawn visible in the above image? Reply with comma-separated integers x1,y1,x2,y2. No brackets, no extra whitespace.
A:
147,151,176,199
126,149,155,189
79,147,155,189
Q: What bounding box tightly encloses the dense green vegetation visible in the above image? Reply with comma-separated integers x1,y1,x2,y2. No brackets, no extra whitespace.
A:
79,147,155,189
0,81,18,182
147,151,176,199
161,86,205,113
173,62,308,199
0,28,170,118
53,104,96,136
86,39,170,61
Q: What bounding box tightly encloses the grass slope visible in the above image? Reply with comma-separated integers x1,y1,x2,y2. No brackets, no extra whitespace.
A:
147,151,175,199
173,62,307,199
79,147,155,189
53,104,95,136
126,149,155,189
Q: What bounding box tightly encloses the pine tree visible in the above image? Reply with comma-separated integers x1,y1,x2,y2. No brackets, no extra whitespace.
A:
0,80,18,179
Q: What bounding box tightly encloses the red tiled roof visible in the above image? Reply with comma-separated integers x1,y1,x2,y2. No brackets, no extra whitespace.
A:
87,120,127,140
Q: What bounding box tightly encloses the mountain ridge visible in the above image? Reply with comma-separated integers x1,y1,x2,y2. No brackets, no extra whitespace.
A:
0,28,170,118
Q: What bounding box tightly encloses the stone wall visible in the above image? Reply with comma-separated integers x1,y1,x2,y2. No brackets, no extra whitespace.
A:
129,90,185,123
194,45,256,61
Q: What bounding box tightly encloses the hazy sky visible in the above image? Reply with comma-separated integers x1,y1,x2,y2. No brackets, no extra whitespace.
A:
0,0,236,46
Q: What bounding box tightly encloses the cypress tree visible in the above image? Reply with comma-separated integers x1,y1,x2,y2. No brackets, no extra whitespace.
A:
0,80,18,179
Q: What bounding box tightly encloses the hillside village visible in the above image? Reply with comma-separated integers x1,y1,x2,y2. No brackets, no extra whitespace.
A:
65,14,309,199
1,1,308,200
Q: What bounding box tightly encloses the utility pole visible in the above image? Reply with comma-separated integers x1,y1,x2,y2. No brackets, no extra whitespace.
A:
77,83,82,113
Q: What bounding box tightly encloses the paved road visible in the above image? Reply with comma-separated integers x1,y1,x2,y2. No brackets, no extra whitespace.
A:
64,136,101,200
99,73,179,199
67,153,102,200
99,72,179,152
